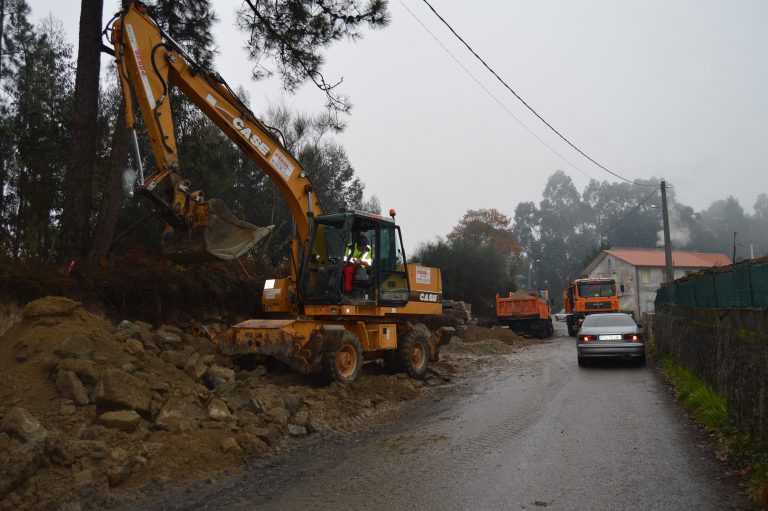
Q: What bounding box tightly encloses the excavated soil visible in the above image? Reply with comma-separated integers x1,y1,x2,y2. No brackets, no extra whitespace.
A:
0,298,539,510
0,253,267,326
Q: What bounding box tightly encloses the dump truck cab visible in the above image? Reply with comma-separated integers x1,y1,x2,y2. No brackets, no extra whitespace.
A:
564,278,621,336
300,210,410,308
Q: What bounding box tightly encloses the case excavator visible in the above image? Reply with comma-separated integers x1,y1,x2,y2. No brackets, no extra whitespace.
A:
107,2,452,382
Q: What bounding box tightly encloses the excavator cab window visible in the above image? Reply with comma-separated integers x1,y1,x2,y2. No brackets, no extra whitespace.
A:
300,213,410,307
378,224,409,306
301,218,348,303
341,219,377,305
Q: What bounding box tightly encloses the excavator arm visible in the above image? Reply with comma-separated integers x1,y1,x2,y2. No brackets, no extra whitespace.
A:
109,2,323,265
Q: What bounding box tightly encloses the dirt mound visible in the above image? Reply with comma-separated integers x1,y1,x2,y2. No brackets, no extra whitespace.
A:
458,325,532,345
0,297,436,510
443,338,517,356
0,255,267,326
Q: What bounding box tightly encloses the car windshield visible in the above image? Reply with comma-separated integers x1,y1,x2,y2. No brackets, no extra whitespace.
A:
583,315,635,328
577,282,616,297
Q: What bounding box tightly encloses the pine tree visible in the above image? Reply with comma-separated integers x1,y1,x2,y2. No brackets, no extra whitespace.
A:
3,14,74,258
237,0,390,113
58,0,103,261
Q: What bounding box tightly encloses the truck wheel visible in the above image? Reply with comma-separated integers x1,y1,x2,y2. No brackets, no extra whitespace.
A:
546,319,554,337
396,330,429,379
322,331,363,383
567,322,576,337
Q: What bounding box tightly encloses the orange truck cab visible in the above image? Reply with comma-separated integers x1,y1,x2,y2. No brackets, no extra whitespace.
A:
496,290,554,339
563,278,622,337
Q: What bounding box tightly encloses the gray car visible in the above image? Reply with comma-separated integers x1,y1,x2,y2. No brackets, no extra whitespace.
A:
576,313,645,367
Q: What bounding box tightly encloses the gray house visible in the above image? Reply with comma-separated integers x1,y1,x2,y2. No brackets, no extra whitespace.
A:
580,248,731,318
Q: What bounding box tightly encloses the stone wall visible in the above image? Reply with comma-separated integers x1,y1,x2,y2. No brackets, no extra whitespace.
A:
654,305,768,446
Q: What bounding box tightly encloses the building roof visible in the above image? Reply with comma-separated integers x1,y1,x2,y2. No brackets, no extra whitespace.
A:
581,248,732,275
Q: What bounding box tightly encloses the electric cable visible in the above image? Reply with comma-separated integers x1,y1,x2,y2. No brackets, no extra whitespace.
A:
599,186,660,238
397,0,596,181
418,0,656,187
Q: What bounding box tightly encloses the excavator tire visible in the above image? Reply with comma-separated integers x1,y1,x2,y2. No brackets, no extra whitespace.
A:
395,330,429,379
322,331,363,384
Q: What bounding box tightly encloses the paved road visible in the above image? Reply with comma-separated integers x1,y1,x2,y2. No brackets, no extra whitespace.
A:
141,322,752,510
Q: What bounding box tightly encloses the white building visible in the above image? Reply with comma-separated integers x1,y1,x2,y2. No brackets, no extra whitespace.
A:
580,248,731,318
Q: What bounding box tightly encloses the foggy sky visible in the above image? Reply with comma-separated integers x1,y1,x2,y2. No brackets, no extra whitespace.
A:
30,0,768,252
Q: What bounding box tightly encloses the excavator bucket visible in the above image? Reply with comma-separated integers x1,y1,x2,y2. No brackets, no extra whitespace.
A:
161,198,273,264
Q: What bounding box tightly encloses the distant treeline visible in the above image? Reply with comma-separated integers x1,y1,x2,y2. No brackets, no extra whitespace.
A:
414,171,766,315
513,171,768,300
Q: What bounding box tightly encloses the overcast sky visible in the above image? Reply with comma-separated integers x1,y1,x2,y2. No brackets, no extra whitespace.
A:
30,0,768,251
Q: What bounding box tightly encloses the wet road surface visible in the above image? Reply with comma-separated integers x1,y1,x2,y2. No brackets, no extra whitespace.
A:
139,323,752,510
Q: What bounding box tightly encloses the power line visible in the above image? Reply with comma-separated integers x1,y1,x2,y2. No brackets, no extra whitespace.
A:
599,186,660,238
418,0,656,188
397,0,596,181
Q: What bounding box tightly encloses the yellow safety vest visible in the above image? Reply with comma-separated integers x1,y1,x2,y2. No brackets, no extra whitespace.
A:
346,243,372,265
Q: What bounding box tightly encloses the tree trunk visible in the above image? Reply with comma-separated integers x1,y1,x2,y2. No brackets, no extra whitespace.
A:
0,0,6,78
58,0,103,262
88,107,129,262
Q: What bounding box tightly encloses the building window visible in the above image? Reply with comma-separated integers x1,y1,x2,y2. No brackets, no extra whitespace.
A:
640,268,651,284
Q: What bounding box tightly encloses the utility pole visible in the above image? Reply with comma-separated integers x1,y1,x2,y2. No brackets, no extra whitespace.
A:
660,180,674,282
527,262,533,291
732,232,737,263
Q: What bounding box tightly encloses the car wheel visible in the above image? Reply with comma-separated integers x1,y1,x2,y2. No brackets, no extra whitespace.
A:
637,355,646,367
578,356,587,367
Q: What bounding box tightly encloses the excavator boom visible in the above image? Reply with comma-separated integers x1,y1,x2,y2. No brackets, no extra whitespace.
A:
109,2,322,263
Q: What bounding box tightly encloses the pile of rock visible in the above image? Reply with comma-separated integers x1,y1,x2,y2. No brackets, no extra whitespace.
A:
0,295,431,510
427,300,477,331
0,297,318,509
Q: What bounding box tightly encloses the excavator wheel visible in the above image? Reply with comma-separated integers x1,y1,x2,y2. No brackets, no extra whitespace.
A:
322,331,363,384
395,330,429,379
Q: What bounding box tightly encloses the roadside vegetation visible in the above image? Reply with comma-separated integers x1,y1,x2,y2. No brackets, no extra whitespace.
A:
659,356,768,508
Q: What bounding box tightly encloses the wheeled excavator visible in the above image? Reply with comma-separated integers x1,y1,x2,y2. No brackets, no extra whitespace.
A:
107,2,452,382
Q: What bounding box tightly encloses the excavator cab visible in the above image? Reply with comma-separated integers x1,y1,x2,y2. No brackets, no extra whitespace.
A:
300,211,410,307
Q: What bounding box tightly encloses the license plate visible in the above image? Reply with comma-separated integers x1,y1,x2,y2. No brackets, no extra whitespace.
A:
599,334,622,341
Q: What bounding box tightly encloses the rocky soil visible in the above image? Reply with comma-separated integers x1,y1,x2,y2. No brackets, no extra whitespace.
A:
0,297,535,510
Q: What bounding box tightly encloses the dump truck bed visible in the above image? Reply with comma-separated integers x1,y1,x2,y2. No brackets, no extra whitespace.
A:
496,293,550,320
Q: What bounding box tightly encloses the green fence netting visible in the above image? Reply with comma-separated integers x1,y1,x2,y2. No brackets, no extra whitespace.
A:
656,259,768,309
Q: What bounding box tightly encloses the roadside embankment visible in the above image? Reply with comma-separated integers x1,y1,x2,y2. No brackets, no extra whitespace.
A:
653,305,768,447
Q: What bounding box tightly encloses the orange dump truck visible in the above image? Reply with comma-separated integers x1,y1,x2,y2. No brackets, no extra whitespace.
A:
563,278,622,336
496,290,554,339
